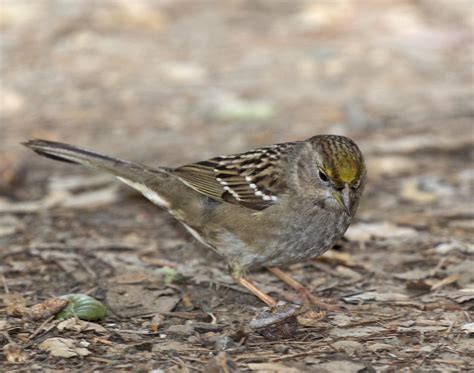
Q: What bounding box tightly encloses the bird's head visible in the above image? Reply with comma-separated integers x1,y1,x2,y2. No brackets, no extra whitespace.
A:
294,134,367,216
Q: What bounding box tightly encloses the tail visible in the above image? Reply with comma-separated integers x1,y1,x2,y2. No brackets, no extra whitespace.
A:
22,139,166,183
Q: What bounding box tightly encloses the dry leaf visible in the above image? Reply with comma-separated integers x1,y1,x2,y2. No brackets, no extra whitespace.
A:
149,314,165,333
205,352,238,373
461,323,474,335
4,293,28,317
335,265,362,279
394,269,432,281
401,179,439,203
112,272,149,285
317,251,359,267
447,288,474,303
367,343,396,352
406,279,432,291
315,360,366,373
152,341,192,352
181,292,193,309
398,325,447,333
3,343,28,363
297,310,326,327
435,242,474,254
430,274,460,291
0,320,9,331
0,215,21,237
330,314,353,327
56,318,107,333
39,337,91,358
367,156,415,177
330,326,385,338
247,363,301,373
332,340,364,355
345,222,416,241
342,291,409,304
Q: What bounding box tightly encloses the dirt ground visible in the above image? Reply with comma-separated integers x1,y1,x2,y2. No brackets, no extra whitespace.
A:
1,0,473,371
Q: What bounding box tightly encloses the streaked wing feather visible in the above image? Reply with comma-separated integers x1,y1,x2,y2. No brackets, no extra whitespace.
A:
172,163,224,201
173,142,299,210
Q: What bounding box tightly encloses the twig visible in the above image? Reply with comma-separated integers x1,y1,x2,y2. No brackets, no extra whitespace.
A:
432,359,466,365
79,259,98,279
341,313,406,328
417,342,445,367
27,315,55,341
88,357,115,364
463,311,472,323
431,274,460,291
271,348,323,362
392,301,425,309
2,275,9,293
171,357,204,372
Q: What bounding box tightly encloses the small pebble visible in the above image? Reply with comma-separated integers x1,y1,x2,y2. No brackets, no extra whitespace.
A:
193,322,222,333
187,336,200,344
273,344,290,354
332,340,364,355
165,324,194,337
214,335,236,351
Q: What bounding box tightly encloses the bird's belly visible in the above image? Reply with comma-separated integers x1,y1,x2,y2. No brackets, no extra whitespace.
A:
266,212,351,266
198,202,350,269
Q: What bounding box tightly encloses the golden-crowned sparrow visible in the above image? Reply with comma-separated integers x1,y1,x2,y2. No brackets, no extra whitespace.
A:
23,135,366,308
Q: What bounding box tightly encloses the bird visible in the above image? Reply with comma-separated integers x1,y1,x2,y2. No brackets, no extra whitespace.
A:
23,135,366,310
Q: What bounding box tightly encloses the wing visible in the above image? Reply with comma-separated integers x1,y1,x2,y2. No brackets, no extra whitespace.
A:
172,142,300,210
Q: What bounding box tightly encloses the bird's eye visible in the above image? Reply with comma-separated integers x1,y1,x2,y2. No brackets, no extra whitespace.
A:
318,170,329,182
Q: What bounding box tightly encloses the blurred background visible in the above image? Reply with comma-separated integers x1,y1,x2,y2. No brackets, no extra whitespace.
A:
0,2,473,369
0,0,473,220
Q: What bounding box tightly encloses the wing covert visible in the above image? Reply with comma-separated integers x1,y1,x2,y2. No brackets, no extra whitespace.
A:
173,142,299,210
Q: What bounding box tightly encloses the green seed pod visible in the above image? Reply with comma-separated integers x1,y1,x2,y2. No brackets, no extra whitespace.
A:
55,294,107,321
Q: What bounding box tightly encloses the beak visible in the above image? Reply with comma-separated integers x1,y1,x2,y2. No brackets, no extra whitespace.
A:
332,184,352,215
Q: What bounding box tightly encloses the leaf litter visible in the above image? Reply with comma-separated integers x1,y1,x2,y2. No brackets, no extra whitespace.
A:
1,0,473,371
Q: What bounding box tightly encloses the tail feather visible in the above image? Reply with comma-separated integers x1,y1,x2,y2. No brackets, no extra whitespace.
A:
22,139,165,182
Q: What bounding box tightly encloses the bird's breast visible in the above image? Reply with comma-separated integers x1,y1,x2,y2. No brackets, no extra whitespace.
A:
255,205,350,267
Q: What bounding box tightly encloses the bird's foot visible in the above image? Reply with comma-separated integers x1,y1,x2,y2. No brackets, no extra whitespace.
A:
267,267,338,312
298,287,338,312
296,307,327,326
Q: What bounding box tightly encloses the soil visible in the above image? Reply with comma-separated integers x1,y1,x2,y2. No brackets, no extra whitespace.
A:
1,1,473,372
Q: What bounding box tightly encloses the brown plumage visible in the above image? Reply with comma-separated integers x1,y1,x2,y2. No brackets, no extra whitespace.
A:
174,142,298,210
23,134,367,311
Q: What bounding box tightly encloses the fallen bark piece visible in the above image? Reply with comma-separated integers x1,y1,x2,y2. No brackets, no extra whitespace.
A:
29,297,68,321
249,301,301,341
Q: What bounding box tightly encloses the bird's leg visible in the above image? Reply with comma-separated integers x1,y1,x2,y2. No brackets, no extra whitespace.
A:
237,277,278,308
229,264,277,308
267,267,337,311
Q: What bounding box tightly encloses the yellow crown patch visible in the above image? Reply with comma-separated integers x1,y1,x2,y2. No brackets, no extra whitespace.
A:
324,152,360,185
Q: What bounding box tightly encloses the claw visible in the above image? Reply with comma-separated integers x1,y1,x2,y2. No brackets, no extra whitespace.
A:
267,267,338,312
